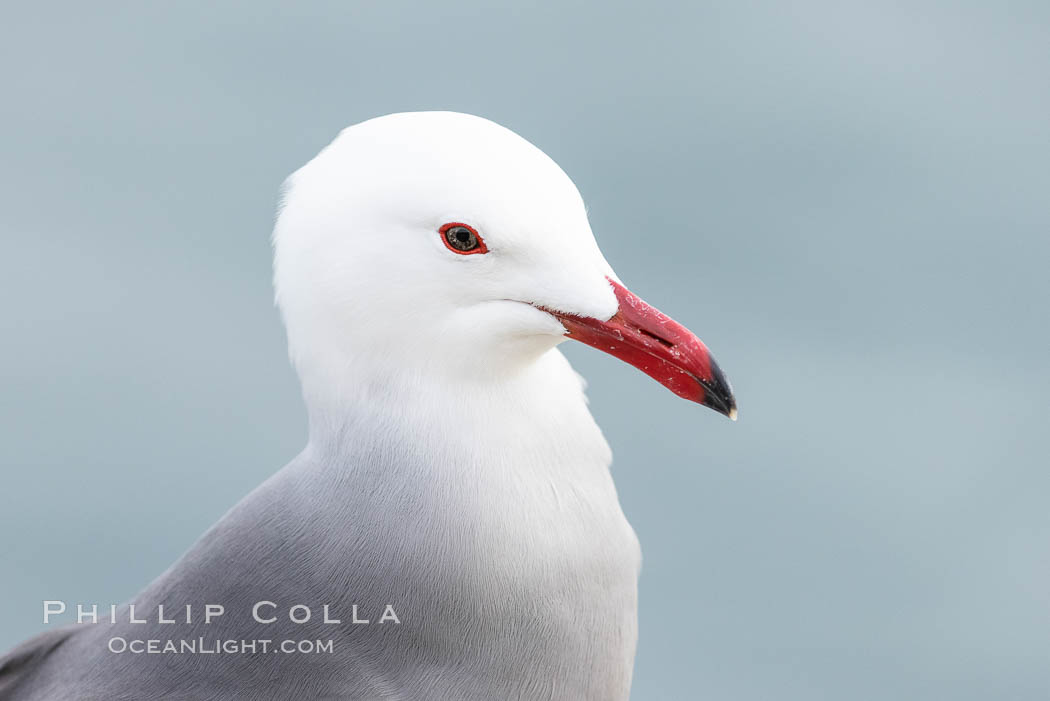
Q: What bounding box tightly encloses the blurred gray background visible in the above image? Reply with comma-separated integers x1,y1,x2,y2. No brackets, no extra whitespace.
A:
2,2,1048,699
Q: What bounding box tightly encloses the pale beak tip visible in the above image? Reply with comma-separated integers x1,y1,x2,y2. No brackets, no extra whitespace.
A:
728,407,738,422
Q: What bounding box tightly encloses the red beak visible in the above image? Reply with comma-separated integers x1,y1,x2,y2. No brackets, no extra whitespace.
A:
545,278,737,419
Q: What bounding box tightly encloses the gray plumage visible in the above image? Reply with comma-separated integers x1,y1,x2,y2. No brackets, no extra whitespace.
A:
1,372,640,700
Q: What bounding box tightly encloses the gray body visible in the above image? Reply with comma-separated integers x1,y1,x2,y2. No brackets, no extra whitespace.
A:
0,354,641,700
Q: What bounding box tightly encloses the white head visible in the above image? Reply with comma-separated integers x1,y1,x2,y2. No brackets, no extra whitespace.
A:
273,112,734,425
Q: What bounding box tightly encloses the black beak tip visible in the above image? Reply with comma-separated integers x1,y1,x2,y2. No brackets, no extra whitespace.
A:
700,358,737,421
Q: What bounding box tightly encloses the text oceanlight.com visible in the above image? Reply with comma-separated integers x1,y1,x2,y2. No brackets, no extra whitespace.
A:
107,638,334,655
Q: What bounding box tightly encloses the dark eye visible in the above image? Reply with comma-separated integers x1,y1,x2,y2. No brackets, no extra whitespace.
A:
439,222,488,255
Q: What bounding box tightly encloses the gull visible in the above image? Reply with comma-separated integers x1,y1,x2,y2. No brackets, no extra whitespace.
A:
0,111,735,700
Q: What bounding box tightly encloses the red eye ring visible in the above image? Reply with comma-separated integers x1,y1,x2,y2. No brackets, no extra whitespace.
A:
439,222,488,255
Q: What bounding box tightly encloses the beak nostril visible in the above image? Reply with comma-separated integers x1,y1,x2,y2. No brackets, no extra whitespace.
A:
636,327,675,348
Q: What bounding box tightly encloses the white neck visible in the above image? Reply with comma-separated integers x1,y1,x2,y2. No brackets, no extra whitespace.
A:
298,347,611,478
